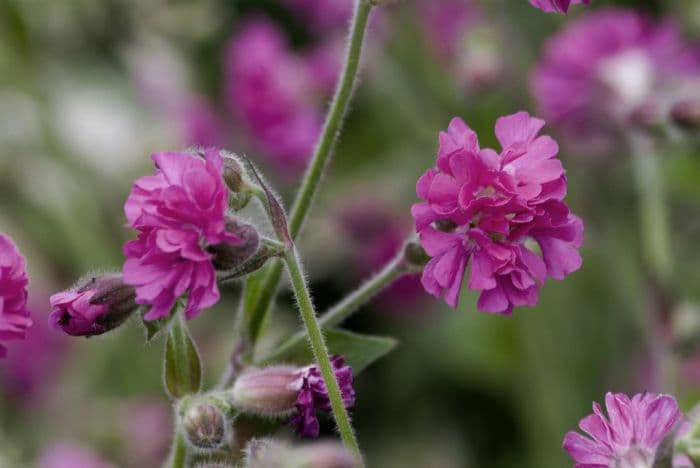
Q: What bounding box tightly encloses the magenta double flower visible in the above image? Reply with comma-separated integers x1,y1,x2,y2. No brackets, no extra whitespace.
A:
123,149,242,321
0,234,31,357
412,112,583,313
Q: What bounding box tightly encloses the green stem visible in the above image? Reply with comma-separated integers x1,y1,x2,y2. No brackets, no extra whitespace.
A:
243,0,374,345
166,431,186,468
282,249,364,465
262,251,407,364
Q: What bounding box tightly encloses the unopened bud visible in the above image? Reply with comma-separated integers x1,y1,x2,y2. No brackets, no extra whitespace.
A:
209,219,260,271
49,273,137,337
222,154,245,192
629,101,663,131
671,99,700,131
244,439,358,468
403,241,429,271
183,404,226,450
232,366,300,416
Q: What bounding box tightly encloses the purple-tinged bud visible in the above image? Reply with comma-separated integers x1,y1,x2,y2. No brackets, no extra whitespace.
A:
244,439,358,468
222,154,245,193
182,404,226,449
671,99,700,131
629,101,663,131
208,219,260,271
49,273,137,337
232,366,300,416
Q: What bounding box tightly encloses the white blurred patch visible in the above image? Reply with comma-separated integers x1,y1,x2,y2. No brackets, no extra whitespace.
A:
598,49,654,109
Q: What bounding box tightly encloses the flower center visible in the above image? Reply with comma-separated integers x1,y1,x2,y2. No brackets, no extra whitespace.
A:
613,446,654,468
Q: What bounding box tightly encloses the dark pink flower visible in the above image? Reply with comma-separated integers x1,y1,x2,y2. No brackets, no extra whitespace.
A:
529,0,590,14
0,234,31,357
290,356,355,438
49,274,136,337
122,149,241,320
563,392,682,467
532,9,700,153
224,18,329,172
412,112,583,313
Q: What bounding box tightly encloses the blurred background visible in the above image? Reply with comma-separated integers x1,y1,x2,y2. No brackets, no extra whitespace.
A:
1,0,700,466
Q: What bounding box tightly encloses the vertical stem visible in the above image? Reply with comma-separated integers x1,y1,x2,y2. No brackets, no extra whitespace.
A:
166,431,186,468
243,0,374,344
283,249,364,465
629,133,675,392
261,252,407,364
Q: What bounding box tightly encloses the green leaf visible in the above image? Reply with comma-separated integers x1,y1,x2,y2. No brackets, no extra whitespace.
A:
266,329,398,375
163,313,202,399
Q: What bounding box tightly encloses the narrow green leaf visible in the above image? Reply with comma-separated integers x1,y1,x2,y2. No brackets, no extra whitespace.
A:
264,329,398,375
163,313,202,399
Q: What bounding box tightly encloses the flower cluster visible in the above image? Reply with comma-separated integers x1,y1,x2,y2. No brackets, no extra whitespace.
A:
412,112,583,313
564,392,683,467
529,0,590,14
532,9,700,153
122,149,242,320
290,356,356,438
0,234,31,357
224,19,340,171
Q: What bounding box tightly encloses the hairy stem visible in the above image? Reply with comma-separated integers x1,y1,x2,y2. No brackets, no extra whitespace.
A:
262,250,409,364
283,249,364,465
165,431,186,468
243,0,374,345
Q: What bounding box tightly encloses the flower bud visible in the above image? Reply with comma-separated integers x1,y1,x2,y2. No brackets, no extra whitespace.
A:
183,404,226,450
402,241,430,271
671,99,700,131
244,439,358,468
208,219,260,271
232,366,300,416
49,273,137,337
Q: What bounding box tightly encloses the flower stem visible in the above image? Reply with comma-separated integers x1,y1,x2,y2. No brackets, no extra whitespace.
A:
243,0,374,345
629,133,675,392
282,249,364,465
261,250,409,365
166,431,186,468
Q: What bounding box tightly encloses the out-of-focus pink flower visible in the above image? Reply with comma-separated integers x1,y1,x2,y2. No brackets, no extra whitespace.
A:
337,197,426,315
38,442,114,468
224,18,329,172
123,149,242,320
412,112,583,314
529,0,590,14
120,399,172,467
420,0,481,60
532,9,700,153
180,97,226,148
0,234,31,358
563,392,682,467
283,0,352,34
1,305,66,404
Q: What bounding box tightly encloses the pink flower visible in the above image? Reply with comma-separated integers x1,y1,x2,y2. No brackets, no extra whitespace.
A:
283,0,352,34
122,149,241,321
420,0,481,61
531,9,700,153
224,18,330,172
38,442,114,468
529,0,590,14
412,112,583,313
0,234,31,357
563,392,683,467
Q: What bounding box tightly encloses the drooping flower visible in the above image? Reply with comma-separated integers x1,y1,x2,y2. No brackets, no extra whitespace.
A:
532,9,700,153
0,233,31,357
122,149,243,321
224,18,331,172
412,112,583,313
290,355,355,438
529,0,590,14
563,392,683,468
49,274,137,337
232,357,356,438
